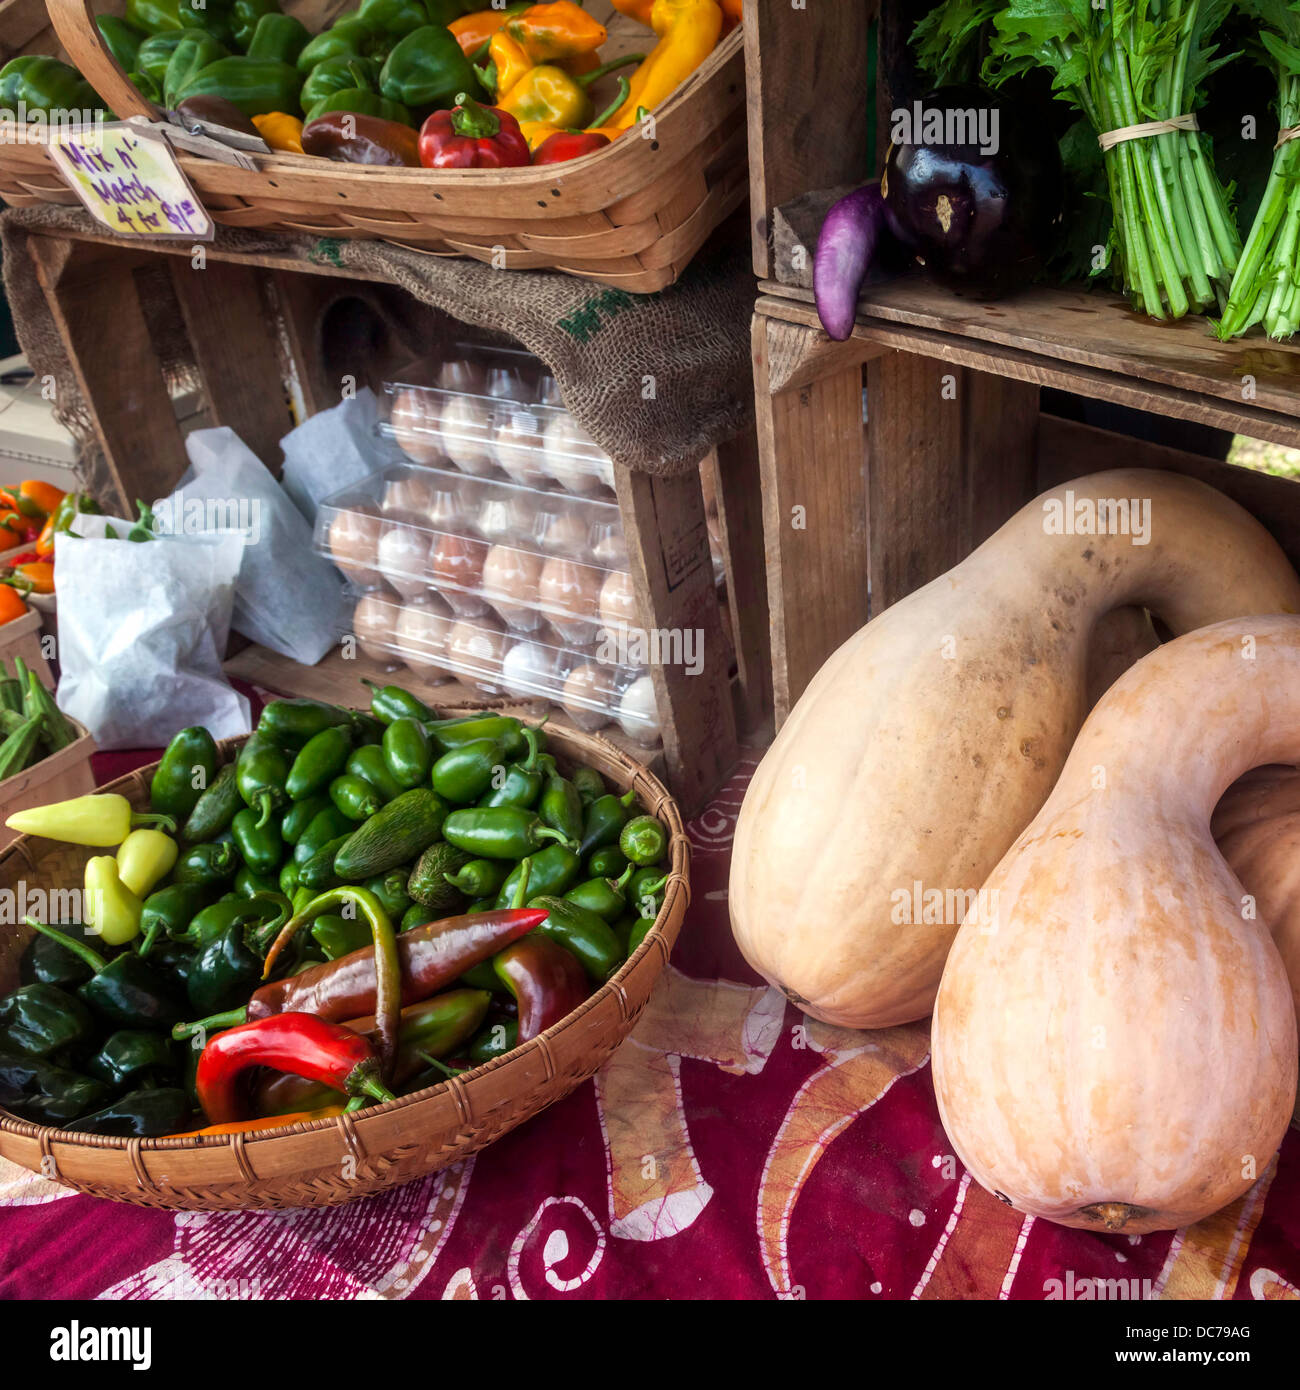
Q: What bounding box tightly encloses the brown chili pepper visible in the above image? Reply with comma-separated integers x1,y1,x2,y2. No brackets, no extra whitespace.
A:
494,933,588,1041
301,111,421,166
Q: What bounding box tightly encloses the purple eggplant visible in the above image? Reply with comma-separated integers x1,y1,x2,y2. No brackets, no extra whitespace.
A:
814,182,888,342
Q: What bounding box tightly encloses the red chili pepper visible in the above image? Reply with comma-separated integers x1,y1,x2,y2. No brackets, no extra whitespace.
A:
532,129,610,164
175,908,547,1040
195,1013,395,1126
418,92,532,168
494,933,588,1041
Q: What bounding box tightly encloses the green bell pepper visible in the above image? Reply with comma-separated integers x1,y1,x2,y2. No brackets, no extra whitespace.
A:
97,16,148,74
137,29,204,85
379,24,483,112
246,10,310,64
0,56,100,116
232,0,281,50
300,54,381,110
126,0,187,34
164,31,229,109
297,15,396,71
176,54,304,117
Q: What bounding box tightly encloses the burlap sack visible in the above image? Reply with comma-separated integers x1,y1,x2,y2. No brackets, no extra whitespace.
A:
1,203,756,496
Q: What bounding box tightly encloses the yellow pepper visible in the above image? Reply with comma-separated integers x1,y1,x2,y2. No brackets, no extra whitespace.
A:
116,828,178,899
505,2,607,63
252,112,304,155
500,54,642,128
85,856,144,948
6,793,171,846
450,8,514,60
486,31,534,100
609,0,722,129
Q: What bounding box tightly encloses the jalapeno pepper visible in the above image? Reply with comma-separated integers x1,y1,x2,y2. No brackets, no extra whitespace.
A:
539,767,584,844
406,841,471,911
231,806,284,877
19,929,94,990
150,726,219,824
85,1030,178,1091
333,788,449,879
443,856,511,899
311,913,370,961
432,738,506,805
235,865,280,898
479,727,548,809
294,804,356,864
362,678,435,724
235,728,291,828
619,813,668,866
494,932,588,1041
0,1046,110,1127
258,697,353,748
286,723,354,801
427,712,528,759
279,860,302,898
458,957,507,992
282,793,333,845
364,870,413,922
69,1086,192,1136
579,787,638,857
527,895,622,981
181,762,242,843
493,843,580,906
25,920,184,1031
298,833,351,891
347,744,405,803
330,774,384,822
381,716,433,790
401,901,430,930
138,882,212,956
627,867,668,918
626,916,655,954
443,806,573,859
563,863,635,922
173,840,239,888
0,983,94,1058
466,1016,517,1063
177,891,287,951
585,844,629,879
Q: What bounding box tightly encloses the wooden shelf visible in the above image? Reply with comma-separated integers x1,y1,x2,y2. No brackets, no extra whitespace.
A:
758,280,1300,453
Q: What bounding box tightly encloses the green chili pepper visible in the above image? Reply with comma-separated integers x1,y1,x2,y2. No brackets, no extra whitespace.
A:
138,882,212,957
258,697,353,748
406,841,470,911
163,30,229,108
382,716,433,790
443,856,511,899
0,1046,109,1127
432,738,505,805
176,54,304,117
311,913,371,960
19,929,94,990
235,865,280,898
379,23,484,111
627,867,668,919
232,0,281,49
443,806,572,860
467,1017,517,1063
427,713,527,759
347,744,405,803
361,677,434,724
620,814,668,867
151,726,220,824
230,807,284,876
68,1086,191,1137
305,87,412,123
627,917,654,955
85,1030,178,1092
364,870,413,922
564,864,635,923
25,920,184,1031
579,788,638,857
181,762,242,843
97,16,147,75
400,901,429,931
287,724,354,801
0,983,94,1058
333,788,449,879
172,840,239,888
330,773,384,822
293,886,316,916
187,920,263,1016
539,768,584,844
245,10,309,63
278,860,301,897
493,843,581,907
299,833,352,890
458,956,508,992
586,845,629,879
479,728,547,809
300,53,381,110
282,793,333,845
572,765,606,805
528,896,621,982
178,893,279,950
235,729,291,827
293,804,355,863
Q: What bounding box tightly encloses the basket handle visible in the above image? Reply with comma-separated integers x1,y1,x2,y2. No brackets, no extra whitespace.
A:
47,0,159,120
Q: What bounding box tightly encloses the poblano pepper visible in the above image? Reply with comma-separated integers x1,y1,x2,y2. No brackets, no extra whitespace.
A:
19,929,94,990
0,1046,109,1127
0,983,94,1058
68,1086,191,1137
85,1030,178,1091
25,920,184,1031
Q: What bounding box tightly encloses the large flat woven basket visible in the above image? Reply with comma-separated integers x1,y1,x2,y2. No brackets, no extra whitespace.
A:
0,723,690,1209
0,0,747,292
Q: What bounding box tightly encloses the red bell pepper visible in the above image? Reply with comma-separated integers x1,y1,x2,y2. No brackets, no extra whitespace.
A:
418,92,531,168
195,1013,395,1126
532,129,609,164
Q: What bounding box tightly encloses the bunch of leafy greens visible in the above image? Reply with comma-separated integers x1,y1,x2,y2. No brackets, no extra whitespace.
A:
1216,0,1300,338
911,0,1002,86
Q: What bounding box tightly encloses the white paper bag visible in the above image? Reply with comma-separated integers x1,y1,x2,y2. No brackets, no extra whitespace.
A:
161,427,345,666
54,529,249,749
279,387,405,524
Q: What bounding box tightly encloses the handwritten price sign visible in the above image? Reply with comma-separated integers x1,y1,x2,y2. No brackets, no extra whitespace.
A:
47,124,214,240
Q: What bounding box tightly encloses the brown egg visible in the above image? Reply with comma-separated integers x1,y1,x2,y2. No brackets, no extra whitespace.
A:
328,505,384,587
539,556,603,643
560,662,615,732
351,589,401,661
493,408,549,489
429,533,489,616
438,394,496,476
485,364,534,404
389,387,442,466
446,616,508,690
598,569,640,631
377,522,431,601
482,543,545,631
381,472,436,520
394,598,452,675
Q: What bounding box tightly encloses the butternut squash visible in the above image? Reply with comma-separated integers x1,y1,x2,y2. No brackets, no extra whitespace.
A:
730,470,1300,1029
932,618,1300,1233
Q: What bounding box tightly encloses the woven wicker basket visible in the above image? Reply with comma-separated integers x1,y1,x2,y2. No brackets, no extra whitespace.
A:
0,724,689,1209
0,0,746,292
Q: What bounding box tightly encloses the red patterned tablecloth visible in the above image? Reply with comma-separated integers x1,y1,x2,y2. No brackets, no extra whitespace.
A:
2,727,1298,1301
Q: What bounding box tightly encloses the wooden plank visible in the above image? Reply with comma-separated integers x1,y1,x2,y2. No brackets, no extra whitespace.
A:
753,312,868,724
757,288,1300,452
612,464,739,817
169,258,293,474
744,0,872,279
26,236,186,513
705,429,773,736
963,375,1041,547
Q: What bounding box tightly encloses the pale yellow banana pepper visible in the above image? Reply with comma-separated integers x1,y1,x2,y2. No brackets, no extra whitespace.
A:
608,0,722,129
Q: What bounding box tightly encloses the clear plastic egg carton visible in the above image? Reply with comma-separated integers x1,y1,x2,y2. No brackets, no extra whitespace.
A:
343,585,661,747
315,464,647,641
381,356,616,498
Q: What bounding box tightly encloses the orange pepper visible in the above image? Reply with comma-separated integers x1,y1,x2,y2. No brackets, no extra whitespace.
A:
450,8,514,58
0,527,23,556
505,2,607,62
34,513,56,559
0,586,26,625
19,480,65,516
611,0,655,24
720,0,741,24
6,561,54,596
173,1104,345,1138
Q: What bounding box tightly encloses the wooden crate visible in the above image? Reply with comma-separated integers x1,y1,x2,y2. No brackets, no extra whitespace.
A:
0,716,95,849
744,0,1300,724
0,607,52,688
13,224,770,816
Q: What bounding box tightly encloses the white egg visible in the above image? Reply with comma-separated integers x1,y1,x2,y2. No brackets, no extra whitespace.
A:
493,408,549,489
501,639,560,699
542,414,614,495
394,599,452,675
439,394,496,476
617,674,661,745
376,522,431,601
560,662,615,732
